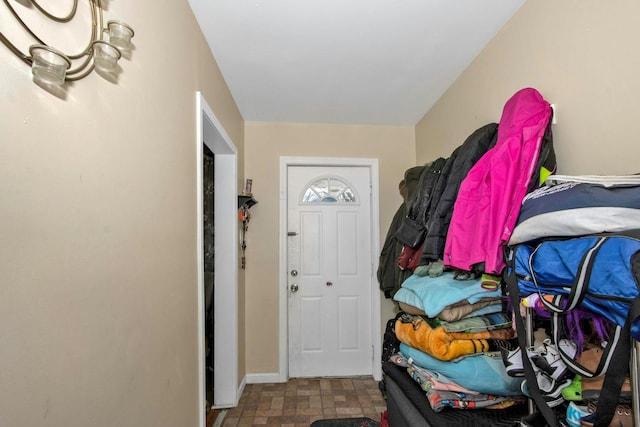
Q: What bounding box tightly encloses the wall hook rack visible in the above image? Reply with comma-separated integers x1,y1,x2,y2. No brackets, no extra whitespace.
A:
238,195,258,270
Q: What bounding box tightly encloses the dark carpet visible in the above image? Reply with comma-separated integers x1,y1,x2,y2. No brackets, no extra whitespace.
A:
310,417,380,427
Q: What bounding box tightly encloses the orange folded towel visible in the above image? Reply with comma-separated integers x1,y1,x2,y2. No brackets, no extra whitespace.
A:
395,314,490,361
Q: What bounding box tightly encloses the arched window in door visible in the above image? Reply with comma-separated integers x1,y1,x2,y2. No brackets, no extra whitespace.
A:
300,176,359,204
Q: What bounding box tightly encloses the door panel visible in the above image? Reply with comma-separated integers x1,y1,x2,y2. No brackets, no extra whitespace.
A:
337,212,358,275
288,165,372,377
301,213,322,275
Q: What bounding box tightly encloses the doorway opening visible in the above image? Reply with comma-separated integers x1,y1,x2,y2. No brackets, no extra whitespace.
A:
278,157,383,382
202,143,215,410
196,92,239,427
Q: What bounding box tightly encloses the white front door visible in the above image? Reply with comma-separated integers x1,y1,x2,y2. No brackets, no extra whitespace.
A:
287,165,373,377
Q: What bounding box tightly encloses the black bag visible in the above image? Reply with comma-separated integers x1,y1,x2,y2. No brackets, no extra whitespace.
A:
381,311,403,364
393,216,425,248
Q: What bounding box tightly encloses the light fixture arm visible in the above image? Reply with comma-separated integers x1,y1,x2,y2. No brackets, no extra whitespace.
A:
30,0,78,23
3,0,44,47
0,31,32,65
0,0,134,86
66,57,94,81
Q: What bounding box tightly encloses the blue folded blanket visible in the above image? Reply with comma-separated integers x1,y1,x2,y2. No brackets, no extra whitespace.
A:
393,272,501,317
400,343,524,396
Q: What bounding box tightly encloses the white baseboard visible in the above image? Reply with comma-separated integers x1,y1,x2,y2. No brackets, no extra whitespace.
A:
236,375,247,403
211,375,247,410
246,372,287,384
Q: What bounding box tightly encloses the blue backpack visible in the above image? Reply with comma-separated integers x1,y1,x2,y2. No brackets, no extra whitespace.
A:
505,231,640,427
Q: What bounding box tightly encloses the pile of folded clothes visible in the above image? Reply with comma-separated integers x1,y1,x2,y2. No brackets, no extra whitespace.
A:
390,271,526,412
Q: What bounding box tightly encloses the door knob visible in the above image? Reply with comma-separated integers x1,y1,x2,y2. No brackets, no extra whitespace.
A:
290,283,299,293
326,281,333,287
290,269,298,277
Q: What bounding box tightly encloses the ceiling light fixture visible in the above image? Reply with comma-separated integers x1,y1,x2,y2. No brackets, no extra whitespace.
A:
0,0,134,86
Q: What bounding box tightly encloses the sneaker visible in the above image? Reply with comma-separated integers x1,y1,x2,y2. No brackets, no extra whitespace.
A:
531,339,577,381
538,371,571,396
581,374,632,400
561,375,583,401
501,345,524,377
565,402,590,427
521,371,572,408
501,339,577,379
501,344,546,377
579,404,632,427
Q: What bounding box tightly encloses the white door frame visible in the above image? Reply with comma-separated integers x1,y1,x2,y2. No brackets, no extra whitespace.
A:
278,156,382,382
196,92,239,427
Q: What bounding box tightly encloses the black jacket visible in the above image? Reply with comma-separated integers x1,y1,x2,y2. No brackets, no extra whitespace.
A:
411,158,447,231
420,123,499,264
394,158,447,248
377,165,428,298
377,202,411,298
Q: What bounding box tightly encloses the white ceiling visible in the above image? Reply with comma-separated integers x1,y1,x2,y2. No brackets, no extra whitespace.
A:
188,0,525,126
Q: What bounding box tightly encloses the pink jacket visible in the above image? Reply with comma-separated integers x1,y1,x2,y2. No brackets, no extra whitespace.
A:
443,88,552,274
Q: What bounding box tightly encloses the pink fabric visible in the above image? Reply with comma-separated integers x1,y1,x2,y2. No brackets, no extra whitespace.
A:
443,88,552,274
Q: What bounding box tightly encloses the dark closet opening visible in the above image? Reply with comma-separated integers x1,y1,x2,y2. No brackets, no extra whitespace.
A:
203,143,215,416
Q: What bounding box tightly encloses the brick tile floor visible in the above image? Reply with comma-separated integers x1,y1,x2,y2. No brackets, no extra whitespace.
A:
220,377,386,426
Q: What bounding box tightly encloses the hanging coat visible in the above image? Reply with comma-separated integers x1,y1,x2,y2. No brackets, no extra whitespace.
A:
419,122,498,265
443,88,552,274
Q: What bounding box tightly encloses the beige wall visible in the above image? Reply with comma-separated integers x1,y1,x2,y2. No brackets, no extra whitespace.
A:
0,2,244,427
243,122,414,374
13,0,640,423
416,0,640,175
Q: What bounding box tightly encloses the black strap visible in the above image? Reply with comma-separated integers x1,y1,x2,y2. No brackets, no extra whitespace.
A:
504,248,557,426
592,297,640,427
509,240,640,427
528,236,616,378
535,237,607,313
551,302,617,378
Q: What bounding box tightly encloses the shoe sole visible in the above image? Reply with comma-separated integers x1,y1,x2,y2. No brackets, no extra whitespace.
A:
521,378,572,408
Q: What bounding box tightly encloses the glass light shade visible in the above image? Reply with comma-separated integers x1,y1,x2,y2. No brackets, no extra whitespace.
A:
29,44,71,86
107,20,134,49
92,41,121,71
